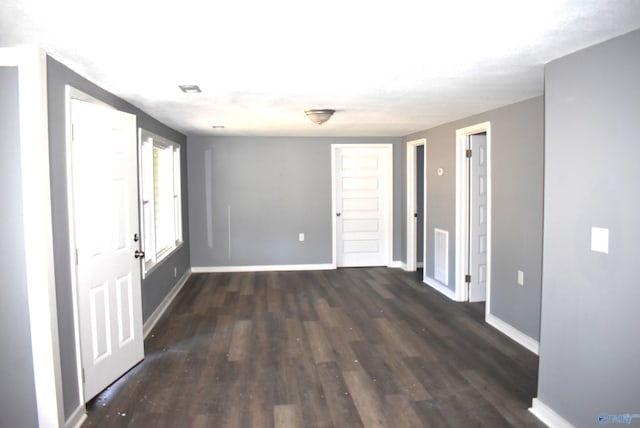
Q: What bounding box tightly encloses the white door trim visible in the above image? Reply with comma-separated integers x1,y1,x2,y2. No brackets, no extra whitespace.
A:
455,122,492,311
406,139,426,272
0,47,64,426
331,144,394,267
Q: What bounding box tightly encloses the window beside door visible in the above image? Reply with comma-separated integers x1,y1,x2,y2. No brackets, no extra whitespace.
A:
139,129,182,276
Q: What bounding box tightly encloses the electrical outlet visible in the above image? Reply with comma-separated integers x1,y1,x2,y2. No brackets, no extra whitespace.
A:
299,233,305,242
517,270,524,286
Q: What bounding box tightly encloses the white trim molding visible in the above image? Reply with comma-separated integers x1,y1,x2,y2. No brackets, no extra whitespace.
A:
64,404,87,428
423,276,459,301
406,138,427,272
192,264,336,273
486,313,539,354
143,269,192,338
530,398,575,428
454,122,492,305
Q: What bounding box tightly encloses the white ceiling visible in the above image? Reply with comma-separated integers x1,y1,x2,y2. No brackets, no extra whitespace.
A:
2,0,640,137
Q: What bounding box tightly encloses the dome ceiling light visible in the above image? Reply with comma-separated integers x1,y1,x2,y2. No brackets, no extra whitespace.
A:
305,109,335,125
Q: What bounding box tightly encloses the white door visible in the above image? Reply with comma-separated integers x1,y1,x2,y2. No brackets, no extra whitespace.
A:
468,133,488,302
334,145,392,267
70,99,144,401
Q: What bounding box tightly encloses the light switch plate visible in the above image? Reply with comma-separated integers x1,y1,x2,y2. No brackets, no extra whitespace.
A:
299,233,305,242
591,227,609,253
517,270,524,286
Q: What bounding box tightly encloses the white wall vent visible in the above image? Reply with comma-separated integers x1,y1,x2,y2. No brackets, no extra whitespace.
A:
434,228,449,285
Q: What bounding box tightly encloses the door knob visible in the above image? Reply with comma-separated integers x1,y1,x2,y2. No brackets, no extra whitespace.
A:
336,213,341,216
134,250,145,259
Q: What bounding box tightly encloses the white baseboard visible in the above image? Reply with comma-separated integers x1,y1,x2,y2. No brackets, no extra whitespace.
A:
486,313,539,355
191,263,335,273
399,262,423,272
529,398,574,428
65,404,86,428
389,260,403,268
143,269,192,338
423,276,458,300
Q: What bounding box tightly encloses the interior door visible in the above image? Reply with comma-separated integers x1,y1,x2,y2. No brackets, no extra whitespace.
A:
334,145,391,267
468,133,488,302
70,99,144,401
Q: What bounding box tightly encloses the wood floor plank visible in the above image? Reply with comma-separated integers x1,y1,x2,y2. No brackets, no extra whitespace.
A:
350,341,401,395
373,317,422,358
304,320,335,364
366,278,395,300
273,404,301,428
228,319,252,361
375,344,432,401
342,369,389,428
83,268,542,428
316,362,364,428
385,394,426,427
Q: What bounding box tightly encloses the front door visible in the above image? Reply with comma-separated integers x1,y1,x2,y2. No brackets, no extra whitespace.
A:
333,145,392,267
70,99,144,401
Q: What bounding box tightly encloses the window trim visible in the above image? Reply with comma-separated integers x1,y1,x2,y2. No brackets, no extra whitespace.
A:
138,128,183,277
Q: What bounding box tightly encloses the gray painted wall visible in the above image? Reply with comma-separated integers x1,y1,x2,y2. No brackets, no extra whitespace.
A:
404,96,544,340
0,67,40,428
187,136,403,267
47,56,191,419
537,29,640,426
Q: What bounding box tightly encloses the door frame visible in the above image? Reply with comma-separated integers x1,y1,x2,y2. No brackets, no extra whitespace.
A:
331,144,394,268
405,138,426,272
455,122,492,309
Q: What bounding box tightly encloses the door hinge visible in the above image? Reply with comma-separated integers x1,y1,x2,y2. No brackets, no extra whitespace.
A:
81,368,85,383
71,124,75,141
465,149,472,158
75,248,78,266
465,274,471,283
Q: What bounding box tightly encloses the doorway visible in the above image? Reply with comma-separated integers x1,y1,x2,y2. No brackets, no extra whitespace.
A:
332,144,393,267
455,122,491,305
65,88,144,402
406,139,426,274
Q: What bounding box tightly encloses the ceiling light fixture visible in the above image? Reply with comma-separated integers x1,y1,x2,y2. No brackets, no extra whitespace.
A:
211,125,225,129
179,84,201,93
305,109,335,125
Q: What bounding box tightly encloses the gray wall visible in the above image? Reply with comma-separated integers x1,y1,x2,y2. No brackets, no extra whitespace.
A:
537,29,640,426
404,96,544,340
187,136,403,267
47,56,191,420
0,67,40,428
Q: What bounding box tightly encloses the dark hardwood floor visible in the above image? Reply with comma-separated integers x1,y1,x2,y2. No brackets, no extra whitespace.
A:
82,268,545,427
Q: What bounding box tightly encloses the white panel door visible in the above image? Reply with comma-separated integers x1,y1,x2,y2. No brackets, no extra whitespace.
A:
71,99,144,401
469,133,488,302
335,145,391,267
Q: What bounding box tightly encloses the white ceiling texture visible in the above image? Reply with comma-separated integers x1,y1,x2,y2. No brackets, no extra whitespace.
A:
2,0,640,137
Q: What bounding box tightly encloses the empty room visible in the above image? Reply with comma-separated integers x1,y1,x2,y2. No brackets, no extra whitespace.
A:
1,1,640,427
